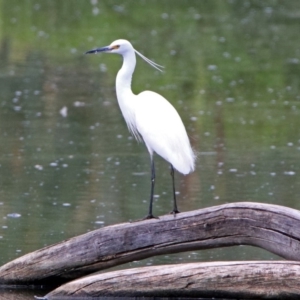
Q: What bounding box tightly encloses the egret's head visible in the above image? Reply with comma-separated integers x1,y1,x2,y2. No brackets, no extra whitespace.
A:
85,39,133,55
85,39,164,72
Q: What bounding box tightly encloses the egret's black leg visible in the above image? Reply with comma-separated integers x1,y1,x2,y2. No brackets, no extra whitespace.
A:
144,159,157,219
170,164,180,215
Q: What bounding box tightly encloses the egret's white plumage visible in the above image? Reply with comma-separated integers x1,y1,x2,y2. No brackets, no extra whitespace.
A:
135,91,195,174
86,39,195,218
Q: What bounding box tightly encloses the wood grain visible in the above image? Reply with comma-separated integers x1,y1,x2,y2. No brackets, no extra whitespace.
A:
0,202,300,286
45,261,300,299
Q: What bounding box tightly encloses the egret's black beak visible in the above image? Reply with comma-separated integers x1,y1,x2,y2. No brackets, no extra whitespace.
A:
85,46,111,55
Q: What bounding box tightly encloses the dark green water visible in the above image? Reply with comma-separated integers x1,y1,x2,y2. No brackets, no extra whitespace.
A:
1,0,300,298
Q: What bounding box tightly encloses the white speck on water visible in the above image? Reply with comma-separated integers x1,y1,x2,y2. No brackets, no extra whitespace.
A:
161,13,169,19
284,171,296,176
207,65,217,71
59,106,68,117
7,213,21,218
223,52,231,58
287,58,299,64
73,101,86,107
264,7,273,14
100,64,107,72
92,7,100,15
50,162,58,167
95,221,104,224
62,203,71,207
132,172,146,176
194,13,201,20
229,169,238,173
34,164,43,171
33,3,41,10
287,142,294,146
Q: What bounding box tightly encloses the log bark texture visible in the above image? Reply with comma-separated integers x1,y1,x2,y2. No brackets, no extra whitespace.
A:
44,261,300,299
1,202,300,285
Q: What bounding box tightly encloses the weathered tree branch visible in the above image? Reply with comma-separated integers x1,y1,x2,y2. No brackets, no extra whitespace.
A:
44,261,300,299
1,202,300,286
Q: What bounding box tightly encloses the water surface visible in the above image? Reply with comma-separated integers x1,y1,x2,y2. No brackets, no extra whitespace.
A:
1,0,300,297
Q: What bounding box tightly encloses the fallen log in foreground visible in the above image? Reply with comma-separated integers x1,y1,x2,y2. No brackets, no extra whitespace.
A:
1,202,300,286
43,261,300,299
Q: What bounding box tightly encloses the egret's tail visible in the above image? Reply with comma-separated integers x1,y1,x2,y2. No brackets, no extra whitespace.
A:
171,146,196,175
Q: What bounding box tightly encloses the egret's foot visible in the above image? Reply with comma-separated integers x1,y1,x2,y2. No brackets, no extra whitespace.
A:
130,214,159,222
170,209,180,216
143,214,159,220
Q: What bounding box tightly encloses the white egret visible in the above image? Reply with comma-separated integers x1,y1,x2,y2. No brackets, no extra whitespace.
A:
86,39,195,219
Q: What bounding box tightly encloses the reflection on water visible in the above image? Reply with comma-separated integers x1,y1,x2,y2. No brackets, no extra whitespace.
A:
0,0,300,297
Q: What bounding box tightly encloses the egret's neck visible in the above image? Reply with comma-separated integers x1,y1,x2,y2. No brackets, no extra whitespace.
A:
116,51,136,99
115,50,138,137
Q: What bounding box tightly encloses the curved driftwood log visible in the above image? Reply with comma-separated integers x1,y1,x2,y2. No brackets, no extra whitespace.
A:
1,202,300,286
44,261,300,299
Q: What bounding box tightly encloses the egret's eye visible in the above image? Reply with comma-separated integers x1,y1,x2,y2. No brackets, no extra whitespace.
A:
111,45,120,50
